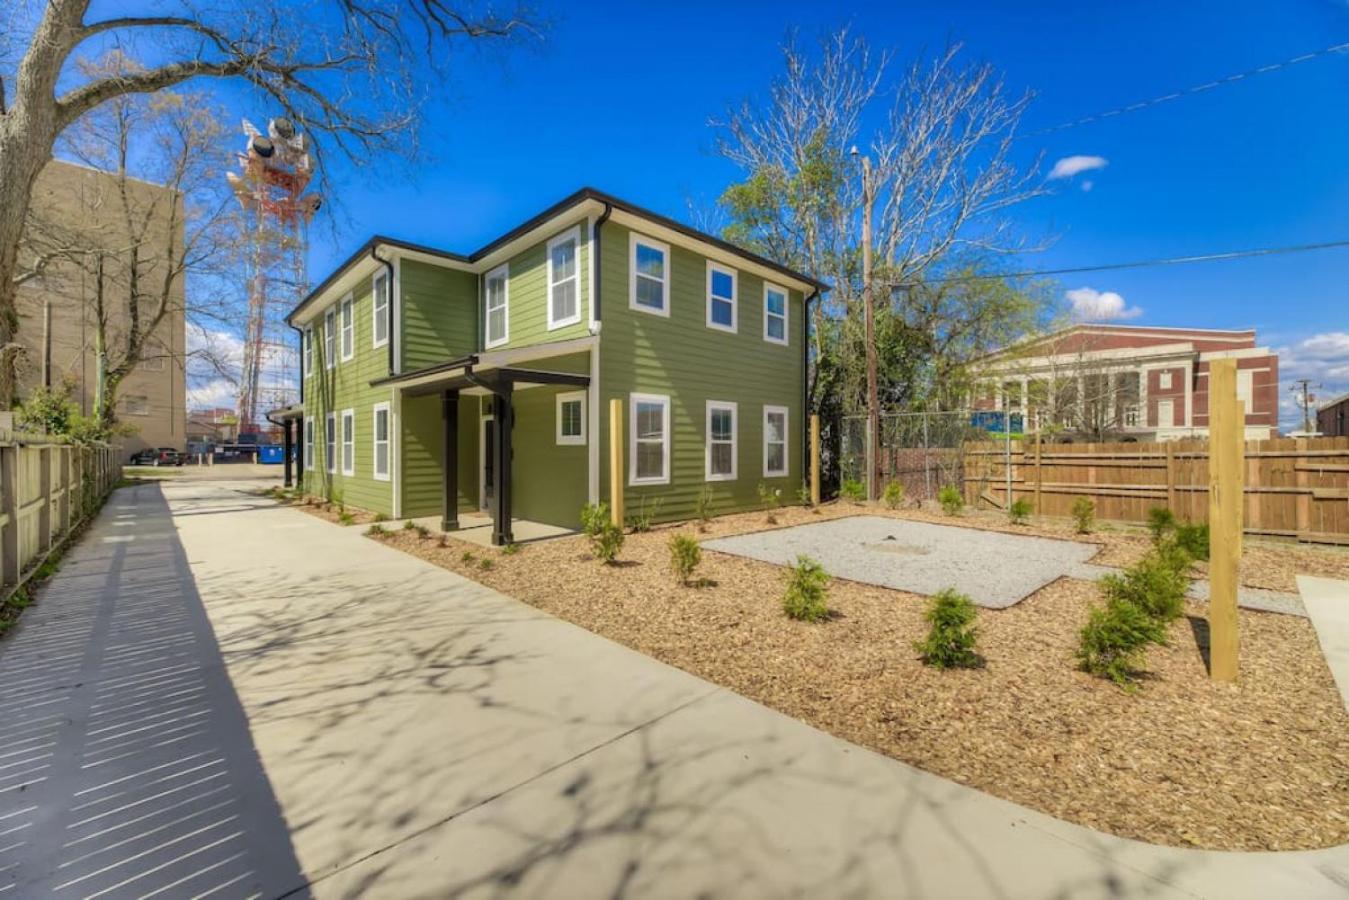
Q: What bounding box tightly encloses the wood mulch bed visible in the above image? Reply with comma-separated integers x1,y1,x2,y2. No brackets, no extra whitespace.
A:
296,499,1349,850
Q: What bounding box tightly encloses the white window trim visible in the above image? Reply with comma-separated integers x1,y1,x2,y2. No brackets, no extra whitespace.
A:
705,400,738,482
763,405,789,477
706,262,737,334
303,327,313,377
556,390,586,446
629,233,671,317
303,417,314,470
340,408,355,476
325,411,336,473
629,392,671,486
371,271,390,349
485,263,510,349
1159,370,1173,390
340,294,355,361
763,282,789,346
324,308,336,369
372,402,391,481
546,226,583,331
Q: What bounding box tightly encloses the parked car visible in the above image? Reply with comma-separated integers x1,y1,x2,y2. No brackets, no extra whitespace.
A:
129,447,185,467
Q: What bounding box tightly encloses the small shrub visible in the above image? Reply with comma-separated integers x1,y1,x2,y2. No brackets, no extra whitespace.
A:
783,554,830,622
479,558,494,571
338,510,355,526
882,481,905,510
581,502,625,563
460,550,476,563
668,534,701,585
915,589,980,669
437,534,448,548
938,485,964,516
414,524,431,539
1100,550,1189,625
796,481,812,507
403,519,417,531
758,482,782,523
1071,497,1095,534
695,485,715,529
373,512,389,523
502,542,521,556
1076,597,1168,687
1146,506,1176,543
364,523,386,536
1174,522,1210,561
1008,498,1032,525
840,478,866,503
626,496,661,533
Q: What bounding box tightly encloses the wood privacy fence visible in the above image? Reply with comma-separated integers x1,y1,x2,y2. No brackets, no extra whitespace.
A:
0,440,121,594
963,436,1349,546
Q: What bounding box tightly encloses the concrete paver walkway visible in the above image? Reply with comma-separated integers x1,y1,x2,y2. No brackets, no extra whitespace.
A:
4,475,1348,898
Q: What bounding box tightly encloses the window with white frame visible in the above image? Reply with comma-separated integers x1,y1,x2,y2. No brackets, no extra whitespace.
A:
705,400,737,481
1159,370,1173,390
303,326,313,377
372,271,389,348
325,412,336,473
763,405,788,476
341,409,355,475
340,294,354,360
547,228,581,329
485,264,509,348
372,403,390,480
556,391,586,445
707,263,736,332
630,393,670,484
763,283,788,345
324,308,336,368
304,417,314,470
629,234,669,316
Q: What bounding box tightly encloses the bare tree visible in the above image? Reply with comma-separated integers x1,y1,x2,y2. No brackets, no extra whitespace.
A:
0,0,540,407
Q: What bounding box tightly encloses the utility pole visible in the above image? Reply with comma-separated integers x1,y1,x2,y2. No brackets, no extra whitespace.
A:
853,145,879,501
1291,379,1317,434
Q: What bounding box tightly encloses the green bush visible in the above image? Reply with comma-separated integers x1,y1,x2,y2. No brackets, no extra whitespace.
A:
403,519,417,531
1174,522,1210,561
883,481,905,510
460,550,475,563
1100,550,1189,625
627,496,661,533
1071,497,1095,534
668,534,701,585
502,542,521,556
758,482,782,523
1146,506,1176,542
695,484,715,529
796,481,812,507
783,555,830,622
840,478,866,503
1008,498,1032,525
373,512,390,523
915,589,981,669
1076,596,1168,686
338,510,355,526
364,523,386,536
938,485,964,516
479,558,494,571
581,502,625,563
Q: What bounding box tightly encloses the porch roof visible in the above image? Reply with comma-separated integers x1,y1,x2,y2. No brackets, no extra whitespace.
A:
370,355,589,397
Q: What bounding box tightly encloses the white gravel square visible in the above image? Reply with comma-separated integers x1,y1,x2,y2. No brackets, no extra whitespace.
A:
702,516,1101,608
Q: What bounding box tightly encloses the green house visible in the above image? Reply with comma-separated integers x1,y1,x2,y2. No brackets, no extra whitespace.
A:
280,189,825,544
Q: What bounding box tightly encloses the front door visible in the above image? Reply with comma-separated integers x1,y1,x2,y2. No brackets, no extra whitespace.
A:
480,415,495,512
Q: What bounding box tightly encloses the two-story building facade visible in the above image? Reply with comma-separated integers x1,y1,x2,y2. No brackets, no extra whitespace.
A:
280,189,824,543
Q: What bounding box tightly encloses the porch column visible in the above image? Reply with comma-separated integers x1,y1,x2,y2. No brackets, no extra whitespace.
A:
492,379,514,546
441,389,460,532
282,419,294,488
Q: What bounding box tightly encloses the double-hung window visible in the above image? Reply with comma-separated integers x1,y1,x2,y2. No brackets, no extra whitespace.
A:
340,409,355,476
547,227,581,329
706,401,737,481
324,412,336,473
340,294,354,361
303,417,314,470
763,283,788,345
629,234,670,316
485,264,509,348
372,403,391,480
629,393,670,485
763,405,788,477
324,308,336,369
303,327,313,377
372,272,389,348
556,391,586,446
707,263,736,333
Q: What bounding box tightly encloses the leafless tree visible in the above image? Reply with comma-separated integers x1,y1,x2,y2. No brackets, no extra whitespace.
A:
0,0,540,406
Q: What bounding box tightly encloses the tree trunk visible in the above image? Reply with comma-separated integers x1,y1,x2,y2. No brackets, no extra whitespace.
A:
0,122,56,407
861,157,879,501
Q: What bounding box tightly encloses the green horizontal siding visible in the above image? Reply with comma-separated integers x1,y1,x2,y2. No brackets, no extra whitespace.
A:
401,260,476,370
511,384,587,529
485,220,591,351
401,393,480,518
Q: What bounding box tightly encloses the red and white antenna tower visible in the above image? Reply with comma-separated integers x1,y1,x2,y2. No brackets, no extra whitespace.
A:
226,117,322,435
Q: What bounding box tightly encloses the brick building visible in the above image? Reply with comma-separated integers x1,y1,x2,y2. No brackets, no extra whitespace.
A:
973,325,1279,441
1319,393,1349,437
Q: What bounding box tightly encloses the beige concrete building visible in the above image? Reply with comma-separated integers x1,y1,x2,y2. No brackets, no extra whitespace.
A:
17,160,186,459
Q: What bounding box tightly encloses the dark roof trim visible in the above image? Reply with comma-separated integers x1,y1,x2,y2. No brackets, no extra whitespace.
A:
368,354,479,388
288,188,829,323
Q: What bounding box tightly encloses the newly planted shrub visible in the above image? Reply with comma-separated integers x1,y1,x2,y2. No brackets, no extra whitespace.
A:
460,550,476,564
1077,596,1167,687
1146,506,1176,543
364,523,386,537
883,481,905,510
1008,498,1033,525
403,520,417,531
581,502,625,563
668,534,701,585
695,484,715,529
338,510,355,526
915,588,981,669
372,512,390,523
1071,497,1096,534
413,524,431,539
1100,550,1189,625
938,485,964,516
796,481,812,507
758,482,782,523
840,478,866,503
501,542,521,556
479,558,494,571
627,496,661,533
1174,522,1210,561
783,555,830,622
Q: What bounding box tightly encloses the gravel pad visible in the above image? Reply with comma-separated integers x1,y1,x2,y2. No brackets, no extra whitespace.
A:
703,516,1100,608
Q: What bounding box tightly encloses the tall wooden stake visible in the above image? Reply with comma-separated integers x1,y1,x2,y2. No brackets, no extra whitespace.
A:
1208,358,1242,682
810,414,821,506
609,398,624,528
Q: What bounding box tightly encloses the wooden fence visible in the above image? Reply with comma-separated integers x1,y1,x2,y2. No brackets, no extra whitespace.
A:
963,436,1349,545
0,440,121,595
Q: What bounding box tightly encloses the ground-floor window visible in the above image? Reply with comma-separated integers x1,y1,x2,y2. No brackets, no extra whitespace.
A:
325,412,336,474
705,400,737,481
372,403,390,480
629,392,670,485
304,417,314,470
556,391,586,445
763,405,788,477
341,409,355,476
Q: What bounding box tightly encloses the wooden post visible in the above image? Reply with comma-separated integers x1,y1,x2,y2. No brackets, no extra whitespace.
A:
1,446,18,589
1033,433,1043,514
1208,358,1242,682
38,446,52,553
1294,437,1311,539
609,398,624,528
1165,441,1176,511
810,414,821,507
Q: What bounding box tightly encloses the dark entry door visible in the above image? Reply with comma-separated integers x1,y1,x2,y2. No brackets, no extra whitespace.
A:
481,417,495,510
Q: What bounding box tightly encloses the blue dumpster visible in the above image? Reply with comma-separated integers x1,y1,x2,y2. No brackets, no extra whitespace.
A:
258,445,284,464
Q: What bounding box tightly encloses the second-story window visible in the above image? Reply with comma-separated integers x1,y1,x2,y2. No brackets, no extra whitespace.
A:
324,308,335,369
707,263,736,333
547,228,581,329
340,294,354,361
764,283,788,345
372,271,389,348
485,264,509,348
303,326,313,377
630,233,669,316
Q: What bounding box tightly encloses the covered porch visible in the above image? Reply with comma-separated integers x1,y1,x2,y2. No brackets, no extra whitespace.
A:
407,513,575,547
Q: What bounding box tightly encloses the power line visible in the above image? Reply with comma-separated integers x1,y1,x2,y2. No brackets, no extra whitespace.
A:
1023,41,1349,139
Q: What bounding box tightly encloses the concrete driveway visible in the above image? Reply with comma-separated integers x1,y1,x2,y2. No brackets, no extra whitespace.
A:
4,475,1347,898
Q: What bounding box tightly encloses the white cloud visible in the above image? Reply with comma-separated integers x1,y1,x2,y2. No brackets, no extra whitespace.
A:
186,325,298,413
1272,331,1349,430
1048,155,1108,180
1080,179,1094,193
1065,286,1142,321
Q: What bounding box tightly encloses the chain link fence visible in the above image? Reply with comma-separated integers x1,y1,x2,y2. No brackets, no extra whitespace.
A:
839,411,1018,503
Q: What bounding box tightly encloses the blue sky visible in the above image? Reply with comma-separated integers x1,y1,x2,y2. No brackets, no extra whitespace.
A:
297,1,1348,427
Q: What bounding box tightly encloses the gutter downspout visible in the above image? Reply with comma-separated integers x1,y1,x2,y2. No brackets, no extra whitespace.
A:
592,202,613,323
371,245,396,376
802,289,819,498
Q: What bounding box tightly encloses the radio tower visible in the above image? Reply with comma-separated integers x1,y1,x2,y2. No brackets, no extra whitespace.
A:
226,117,322,436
